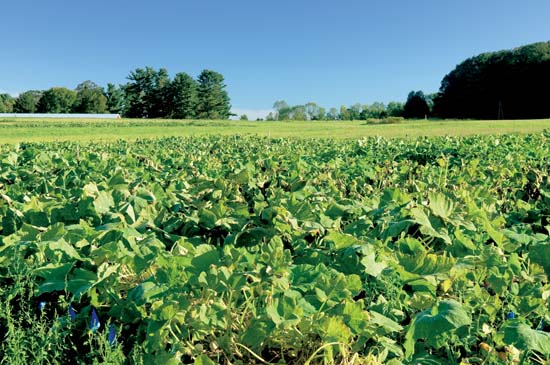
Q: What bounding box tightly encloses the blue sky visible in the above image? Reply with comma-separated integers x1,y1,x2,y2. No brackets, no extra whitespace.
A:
1,0,549,118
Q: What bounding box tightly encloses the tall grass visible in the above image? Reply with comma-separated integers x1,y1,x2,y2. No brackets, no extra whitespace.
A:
0,259,131,365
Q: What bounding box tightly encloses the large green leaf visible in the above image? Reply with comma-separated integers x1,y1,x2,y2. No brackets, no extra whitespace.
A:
529,243,550,277
67,268,98,297
94,190,114,215
405,300,471,358
43,238,84,261
324,231,363,249
410,207,451,244
501,321,550,355
34,263,73,295
318,315,352,343
398,253,456,276
428,192,455,220
369,310,403,333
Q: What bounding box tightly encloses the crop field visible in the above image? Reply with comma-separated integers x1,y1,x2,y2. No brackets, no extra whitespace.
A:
0,132,550,364
2,118,550,143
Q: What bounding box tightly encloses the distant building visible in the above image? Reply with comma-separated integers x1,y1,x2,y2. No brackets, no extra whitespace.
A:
0,113,121,119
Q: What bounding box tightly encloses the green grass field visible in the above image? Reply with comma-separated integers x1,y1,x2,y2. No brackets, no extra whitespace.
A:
1,118,550,143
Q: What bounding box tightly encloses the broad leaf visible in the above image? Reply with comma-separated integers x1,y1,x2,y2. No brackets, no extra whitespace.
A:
405,300,471,358
501,321,550,355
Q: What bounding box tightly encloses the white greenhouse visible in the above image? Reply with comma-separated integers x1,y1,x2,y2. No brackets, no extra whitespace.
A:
0,113,121,119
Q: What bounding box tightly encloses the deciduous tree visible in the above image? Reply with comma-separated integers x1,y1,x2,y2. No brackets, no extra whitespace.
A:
305,102,326,120
37,87,75,113
0,94,14,113
73,81,107,113
327,107,339,120
361,102,387,119
14,91,42,113
291,105,307,120
386,101,404,117
403,91,429,119
339,105,351,120
349,103,362,120
273,100,291,120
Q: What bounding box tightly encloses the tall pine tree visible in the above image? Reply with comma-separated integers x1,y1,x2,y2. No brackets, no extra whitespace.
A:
124,67,170,118
168,72,198,119
196,70,231,119
105,83,125,114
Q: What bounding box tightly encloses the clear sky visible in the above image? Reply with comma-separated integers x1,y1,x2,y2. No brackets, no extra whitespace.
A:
1,0,549,118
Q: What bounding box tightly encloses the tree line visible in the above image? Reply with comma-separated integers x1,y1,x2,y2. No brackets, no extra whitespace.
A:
433,41,550,119
263,91,432,121
5,42,545,121
0,67,232,119
294,40,550,122
267,41,549,122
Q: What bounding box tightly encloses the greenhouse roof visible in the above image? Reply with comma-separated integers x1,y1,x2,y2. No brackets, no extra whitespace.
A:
0,113,121,119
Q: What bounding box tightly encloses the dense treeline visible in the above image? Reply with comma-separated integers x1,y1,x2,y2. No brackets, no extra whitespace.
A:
272,41,550,121
0,67,231,119
265,91,432,121
434,41,550,119
266,100,405,121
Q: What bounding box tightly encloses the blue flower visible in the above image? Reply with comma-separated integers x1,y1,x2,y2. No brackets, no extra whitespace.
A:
90,308,101,332
68,304,76,320
506,311,516,320
108,324,117,346
38,301,47,311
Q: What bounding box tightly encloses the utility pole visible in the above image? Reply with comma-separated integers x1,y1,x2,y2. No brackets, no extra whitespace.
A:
498,100,504,120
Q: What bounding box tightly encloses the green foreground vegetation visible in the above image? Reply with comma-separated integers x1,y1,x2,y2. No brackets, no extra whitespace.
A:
2,118,550,143
1,131,549,364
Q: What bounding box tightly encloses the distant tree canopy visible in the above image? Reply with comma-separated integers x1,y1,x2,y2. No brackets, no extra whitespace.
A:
14,90,43,113
3,67,232,119
37,87,76,113
0,94,15,113
266,100,404,121
434,41,550,119
73,81,108,113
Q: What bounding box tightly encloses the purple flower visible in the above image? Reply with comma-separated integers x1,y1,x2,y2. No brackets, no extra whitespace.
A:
90,308,101,332
38,301,47,311
108,324,116,346
506,311,516,320
68,304,76,320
